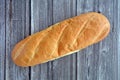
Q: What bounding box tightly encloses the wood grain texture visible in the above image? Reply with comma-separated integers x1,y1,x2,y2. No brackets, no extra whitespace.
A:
98,0,118,80
0,0,119,80
52,0,77,80
5,0,30,80
76,0,100,80
31,0,52,80
0,0,5,80
31,0,77,80
118,0,120,80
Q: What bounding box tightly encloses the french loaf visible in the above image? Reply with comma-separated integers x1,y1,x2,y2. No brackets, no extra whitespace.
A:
12,12,110,67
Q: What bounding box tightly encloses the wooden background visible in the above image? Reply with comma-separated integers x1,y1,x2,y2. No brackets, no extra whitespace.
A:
0,0,120,80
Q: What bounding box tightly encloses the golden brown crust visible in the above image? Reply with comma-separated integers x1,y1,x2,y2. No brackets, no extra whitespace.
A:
11,12,110,67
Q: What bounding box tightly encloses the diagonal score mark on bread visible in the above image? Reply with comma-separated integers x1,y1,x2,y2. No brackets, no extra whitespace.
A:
29,31,50,63
13,37,31,60
49,22,69,57
93,23,110,43
28,23,68,64
69,15,95,50
11,12,110,67
56,15,94,56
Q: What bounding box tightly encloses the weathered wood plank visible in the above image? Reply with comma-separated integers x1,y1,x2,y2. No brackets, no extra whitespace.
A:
0,0,5,80
2,0,118,80
5,0,30,80
77,0,118,80
113,1,119,80
118,0,120,80
77,0,100,80
31,0,51,80
31,0,77,80
52,0,77,80
31,0,119,80
98,0,118,80
46,1,54,80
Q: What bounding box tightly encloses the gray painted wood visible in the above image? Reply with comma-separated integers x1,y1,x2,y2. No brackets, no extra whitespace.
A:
31,0,51,80
5,0,30,80
31,0,77,80
118,0,120,80
0,0,5,80
77,0,118,80
77,0,100,80
52,0,77,80
98,0,118,80
0,0,119,80
77,0,99,80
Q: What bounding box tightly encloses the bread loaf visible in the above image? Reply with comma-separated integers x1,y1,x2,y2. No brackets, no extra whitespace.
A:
12,12,110,67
